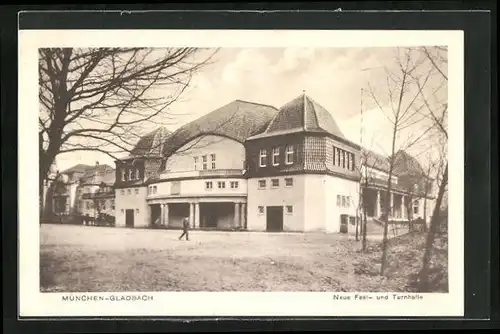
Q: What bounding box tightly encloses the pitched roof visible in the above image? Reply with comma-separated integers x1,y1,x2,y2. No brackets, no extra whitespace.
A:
248,93,346,140
161,100,278,157
80,164,115,185
61,164,93,175
362,149,425,177
129,127,172,158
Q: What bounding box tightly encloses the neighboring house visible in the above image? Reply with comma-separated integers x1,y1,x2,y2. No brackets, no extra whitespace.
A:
78,163,116,219
112,93,436,233
51,164,94,216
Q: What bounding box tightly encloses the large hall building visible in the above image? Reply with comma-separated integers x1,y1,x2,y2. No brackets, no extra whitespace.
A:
113,93,435,233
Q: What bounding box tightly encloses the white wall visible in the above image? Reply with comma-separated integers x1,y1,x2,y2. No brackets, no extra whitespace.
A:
247,175,305,232
147,178,247,198
324,175,360,233
303,175,326,232
165,135,245,173
115,187,149,228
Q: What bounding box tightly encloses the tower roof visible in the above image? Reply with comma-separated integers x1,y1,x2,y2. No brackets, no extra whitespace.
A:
248,93,346,140
129,126,171,158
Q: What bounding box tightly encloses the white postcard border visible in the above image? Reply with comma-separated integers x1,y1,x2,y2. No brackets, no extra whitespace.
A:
18,29,464,317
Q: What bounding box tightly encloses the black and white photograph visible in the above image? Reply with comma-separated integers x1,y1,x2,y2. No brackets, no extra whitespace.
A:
18,29,464,317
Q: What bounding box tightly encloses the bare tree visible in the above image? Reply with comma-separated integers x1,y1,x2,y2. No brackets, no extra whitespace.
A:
366,47,436,275
38,47,217,217
413,46,449,291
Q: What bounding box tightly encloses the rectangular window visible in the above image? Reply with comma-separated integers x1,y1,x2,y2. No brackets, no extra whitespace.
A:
347,153,351,170
127,189,131,195
285,177,294,187
286,205,293,214
342,151,346,168
217,181,225,189
135,169,140,180
194,157,199,170
342,196,346,207
272,147,280,166
211,154,216,169
259,149,267,167
336,148,341,166
230,181,239,189
121,170,125,181
413,200,419,214
102,201,106,210
336,195,341,207
333,147,336,166
271,179,279,188
153,186,157,194
121,189,125,195
111,200,115,210
285,145,294,164
135,188,139,195
129,169,134,180
86,201,90,209
258,206,265,214
202,155,208,170
351,154,356,171
258,180,266,189
205,181,213,189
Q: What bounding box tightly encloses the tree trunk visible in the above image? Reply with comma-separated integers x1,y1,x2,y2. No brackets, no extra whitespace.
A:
418,163,448,291
362,204,368,251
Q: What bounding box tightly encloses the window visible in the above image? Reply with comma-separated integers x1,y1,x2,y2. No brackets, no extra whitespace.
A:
102,201,106,210
111,200,115,210
258,206,265,214
194,157,199,170
337,195,341,207
351,154,356,171
211,154,216,169
271,179,279,188
205,181,213,189
127,189,131,195
413,200,419,214
120,189,125,195
136,208,140,213
336,148,341,166
202,155,208,170
258,180,266,189
286,205,293,214
129,169,133,180
333,147,336,166
135,169,140,180
272,147,280,166
86,201,90,209
121,169,126,181
135,188,139,195
347,153,351,170
285,177,294,187
218,181,225,189
285,145,294,164
259,149,267,167
153,186,157,194
230,181,239,189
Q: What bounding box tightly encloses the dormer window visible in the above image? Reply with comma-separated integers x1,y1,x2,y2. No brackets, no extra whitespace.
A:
285,145,294,165
272,147,280,166
135,169,140,180
121,169,125,181
259,149,267,167
128,169,133,180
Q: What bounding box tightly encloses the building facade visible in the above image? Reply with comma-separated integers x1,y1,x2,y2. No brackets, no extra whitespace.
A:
110,94,436,233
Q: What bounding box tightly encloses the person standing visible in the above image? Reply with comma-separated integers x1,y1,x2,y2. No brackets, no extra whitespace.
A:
178,216,190,241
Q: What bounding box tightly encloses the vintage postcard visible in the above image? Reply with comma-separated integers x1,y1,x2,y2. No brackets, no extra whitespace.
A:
18,28,463,317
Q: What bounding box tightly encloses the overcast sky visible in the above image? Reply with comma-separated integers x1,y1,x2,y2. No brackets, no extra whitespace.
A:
55,47,447,172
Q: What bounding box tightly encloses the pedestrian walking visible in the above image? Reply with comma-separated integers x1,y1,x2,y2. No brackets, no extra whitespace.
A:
178,216,190,241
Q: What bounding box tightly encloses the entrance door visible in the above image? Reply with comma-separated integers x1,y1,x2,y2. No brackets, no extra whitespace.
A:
266,206,283,232
125,209,134,228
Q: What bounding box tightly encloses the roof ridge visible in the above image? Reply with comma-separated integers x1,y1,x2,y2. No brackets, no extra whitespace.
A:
234,99,278,110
